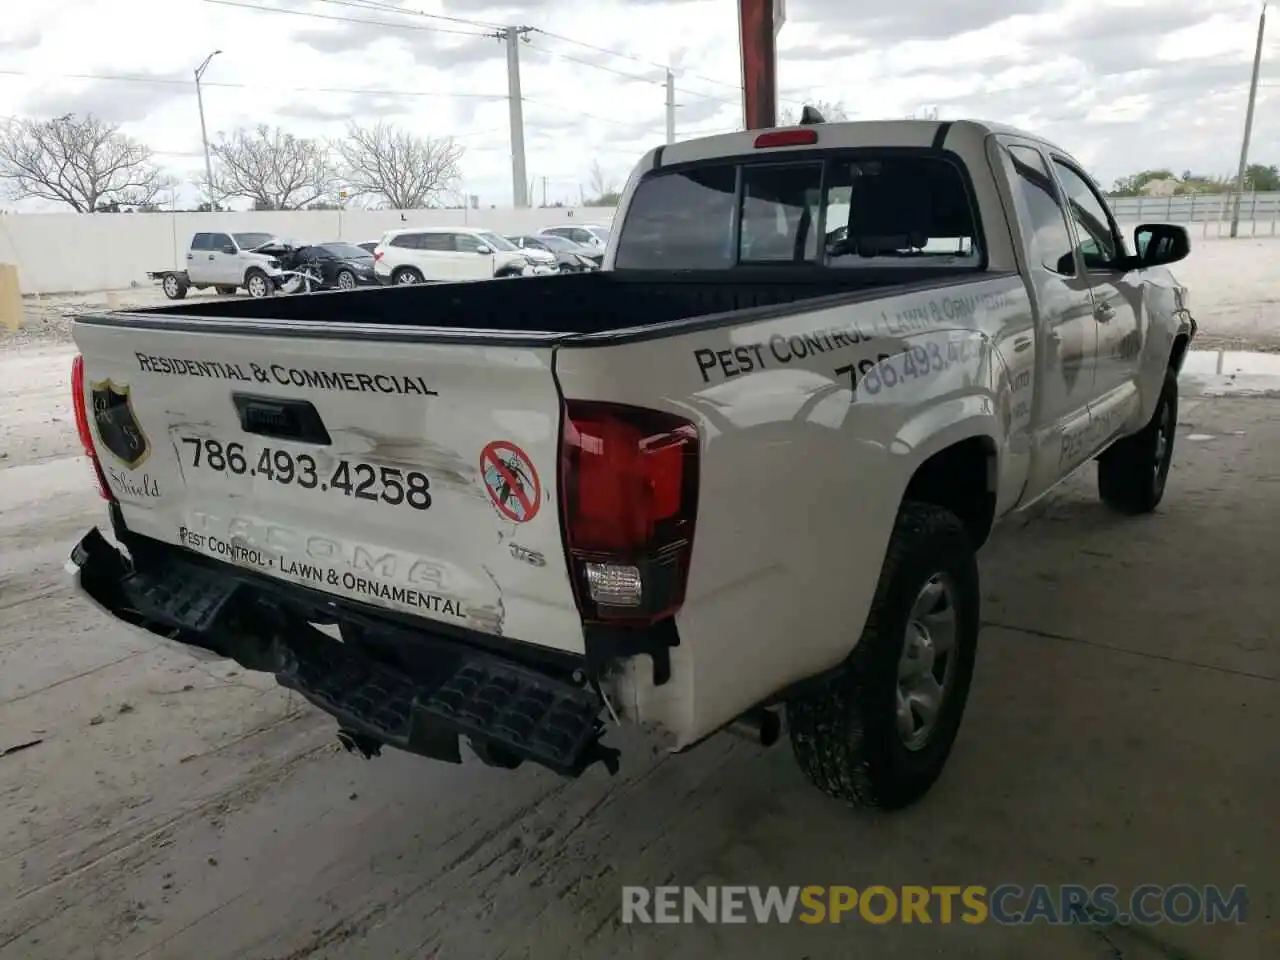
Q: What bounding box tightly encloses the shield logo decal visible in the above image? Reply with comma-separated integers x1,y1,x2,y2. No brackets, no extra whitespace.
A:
90,379,150,469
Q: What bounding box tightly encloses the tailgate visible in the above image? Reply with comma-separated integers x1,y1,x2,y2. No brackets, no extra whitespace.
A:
72,317,585,654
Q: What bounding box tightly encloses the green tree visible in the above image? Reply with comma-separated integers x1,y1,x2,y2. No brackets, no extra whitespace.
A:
1244,163,1280,191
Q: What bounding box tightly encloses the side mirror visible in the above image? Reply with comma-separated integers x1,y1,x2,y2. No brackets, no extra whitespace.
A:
475,244,492,255
222,244,237,255
1132,223,1189,268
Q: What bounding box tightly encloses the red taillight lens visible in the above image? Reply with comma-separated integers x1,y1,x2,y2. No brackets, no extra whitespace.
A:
754,128,818,148
71,354,114,501
373,250,384,261
560,400,699,625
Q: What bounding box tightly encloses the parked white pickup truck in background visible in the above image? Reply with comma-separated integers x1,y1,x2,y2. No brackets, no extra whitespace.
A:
148,231,285,300
69,116,1194,811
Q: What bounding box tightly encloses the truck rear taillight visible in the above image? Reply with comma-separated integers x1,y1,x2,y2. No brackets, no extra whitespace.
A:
71,354,114,502
559,400,699,626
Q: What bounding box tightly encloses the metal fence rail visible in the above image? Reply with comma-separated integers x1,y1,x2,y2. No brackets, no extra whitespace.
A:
1105,192,1280,237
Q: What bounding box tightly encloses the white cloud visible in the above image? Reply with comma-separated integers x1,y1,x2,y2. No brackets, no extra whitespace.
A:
1,0,1279,211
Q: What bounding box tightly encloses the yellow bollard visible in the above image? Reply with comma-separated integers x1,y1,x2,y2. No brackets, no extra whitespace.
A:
0,263,21,333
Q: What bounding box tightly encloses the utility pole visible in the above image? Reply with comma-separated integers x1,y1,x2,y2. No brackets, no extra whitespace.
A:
1231,3,1267,238
542,176,548,207
194,50,221,211
494,26,533,208
665,69,676,143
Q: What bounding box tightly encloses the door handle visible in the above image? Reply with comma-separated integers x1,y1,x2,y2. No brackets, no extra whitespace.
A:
1013,336,1033,353
208,255,216,261
186,253,193,260
1094,302,1115,322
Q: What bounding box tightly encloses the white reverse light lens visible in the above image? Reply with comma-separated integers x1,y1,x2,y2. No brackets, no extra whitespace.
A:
585,562,643,607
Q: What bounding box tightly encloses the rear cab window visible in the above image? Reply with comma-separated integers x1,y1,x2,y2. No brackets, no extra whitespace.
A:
613,151,984,271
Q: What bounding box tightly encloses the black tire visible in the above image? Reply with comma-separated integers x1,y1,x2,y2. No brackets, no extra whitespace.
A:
244,269,272,299
391,266,424,286
215,285,238,296
161,274,188,300
1097,367,1178,515
335,269,357,291
494,268,524,279
787,502,980,811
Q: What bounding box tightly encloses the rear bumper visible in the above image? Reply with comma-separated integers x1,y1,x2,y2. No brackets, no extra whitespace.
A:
67,527,617,777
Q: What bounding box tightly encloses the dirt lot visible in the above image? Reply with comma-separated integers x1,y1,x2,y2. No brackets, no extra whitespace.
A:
1,247,1277,958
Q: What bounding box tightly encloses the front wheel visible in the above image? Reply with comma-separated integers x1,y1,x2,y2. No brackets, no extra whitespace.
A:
1097,367,1178,515
787,502,980,810
245,269,272,299
336,269,357,291
392,267,424,285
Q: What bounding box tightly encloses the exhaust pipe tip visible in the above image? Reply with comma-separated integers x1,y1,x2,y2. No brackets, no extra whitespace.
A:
726,708,782,747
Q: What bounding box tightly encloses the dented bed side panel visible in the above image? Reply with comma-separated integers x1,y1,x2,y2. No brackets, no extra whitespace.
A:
71,319,587,655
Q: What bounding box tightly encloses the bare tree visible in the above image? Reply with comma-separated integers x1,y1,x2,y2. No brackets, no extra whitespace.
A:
779,100,849,124
0,113,172,212
585,159,620,206
336,121,463,209
209,124,335,210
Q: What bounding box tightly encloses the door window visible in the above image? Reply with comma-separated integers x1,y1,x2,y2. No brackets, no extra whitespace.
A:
1052,160,1121,269
190,233,212,251
414,233,452,251
453,233,484,253
739,162,823,262
209,233,233,252
1006,145,1077,277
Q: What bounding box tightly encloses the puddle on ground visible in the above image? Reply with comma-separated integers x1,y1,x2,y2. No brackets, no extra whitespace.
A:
1181,350,1280,397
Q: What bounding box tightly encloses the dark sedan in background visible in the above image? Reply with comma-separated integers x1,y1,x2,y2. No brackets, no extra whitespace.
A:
308,242,380,289
505,234,601,272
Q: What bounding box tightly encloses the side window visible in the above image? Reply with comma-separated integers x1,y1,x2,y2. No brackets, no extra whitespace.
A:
1005,145,1077,277
613,164,737,269
418,233,453,251
570,228,593,244
390,233,419,249
209,233,233,251
1052,160,1119,268
739,162,822,262
453,233,482,253
190,233,211,251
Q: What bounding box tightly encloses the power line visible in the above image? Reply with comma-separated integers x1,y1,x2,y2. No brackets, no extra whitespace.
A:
524,42,742,108
0,68,506,100
304,0,502,31
200,0,493,38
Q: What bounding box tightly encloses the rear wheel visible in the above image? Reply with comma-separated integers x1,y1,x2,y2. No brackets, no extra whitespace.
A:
161,274,188,300
245,269,272,299
1097,367,1178,515
392,266,424,285
787,502,980,810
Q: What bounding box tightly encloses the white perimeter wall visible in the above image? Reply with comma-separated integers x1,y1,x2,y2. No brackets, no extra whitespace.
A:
0,207,618,295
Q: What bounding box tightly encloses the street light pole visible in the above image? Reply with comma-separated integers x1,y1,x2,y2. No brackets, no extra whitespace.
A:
195,50,222,211
1230,4,1267,238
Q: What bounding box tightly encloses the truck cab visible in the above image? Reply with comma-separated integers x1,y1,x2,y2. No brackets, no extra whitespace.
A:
186,231,283,298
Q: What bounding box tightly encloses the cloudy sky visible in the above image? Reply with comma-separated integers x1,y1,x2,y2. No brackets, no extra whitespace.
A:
1,0,1279,210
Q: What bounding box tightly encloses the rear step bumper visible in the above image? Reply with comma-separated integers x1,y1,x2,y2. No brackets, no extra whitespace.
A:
67,527,618,778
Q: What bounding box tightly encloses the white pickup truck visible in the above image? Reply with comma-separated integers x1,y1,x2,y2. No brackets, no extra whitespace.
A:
148,231,285,300
68,117,1195,810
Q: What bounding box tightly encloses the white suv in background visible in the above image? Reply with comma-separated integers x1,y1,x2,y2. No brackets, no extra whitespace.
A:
538,223,611,249
372,226,558,285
